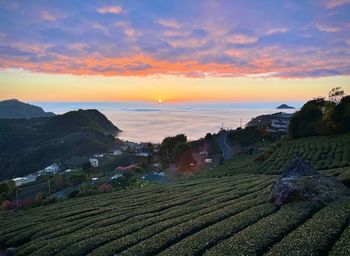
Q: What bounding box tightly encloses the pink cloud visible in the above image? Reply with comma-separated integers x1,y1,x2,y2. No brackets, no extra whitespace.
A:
227,34,258,45
115,22,141,38
267,27,288,35
167,38,208,48
97,6,123,14
40,10,57,21
158,19,181,29
1,43,349,79
322,0,350,8
163,30,191,37
315,23,341,32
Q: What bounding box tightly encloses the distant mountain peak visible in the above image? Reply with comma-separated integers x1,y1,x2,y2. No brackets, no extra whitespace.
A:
277,104,295,109
0,99,55,119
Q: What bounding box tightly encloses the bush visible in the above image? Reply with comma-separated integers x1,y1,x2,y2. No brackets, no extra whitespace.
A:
266,197,350,256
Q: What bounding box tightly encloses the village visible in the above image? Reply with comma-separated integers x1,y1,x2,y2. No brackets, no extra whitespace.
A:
9,136,219,202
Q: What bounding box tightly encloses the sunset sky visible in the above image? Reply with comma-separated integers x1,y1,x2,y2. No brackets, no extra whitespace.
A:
1,0,350,102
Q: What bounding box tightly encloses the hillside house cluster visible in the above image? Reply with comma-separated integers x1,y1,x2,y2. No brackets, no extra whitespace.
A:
269,112,292,132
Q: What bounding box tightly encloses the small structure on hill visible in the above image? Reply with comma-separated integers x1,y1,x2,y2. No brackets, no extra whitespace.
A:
38,163,60,176
89,158,99,167
270,112,292,132
270,157,349,206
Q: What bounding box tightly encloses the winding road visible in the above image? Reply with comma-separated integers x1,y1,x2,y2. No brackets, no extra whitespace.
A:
216,131,233,161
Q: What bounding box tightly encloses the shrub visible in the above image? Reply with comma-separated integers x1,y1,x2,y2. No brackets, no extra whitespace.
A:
266,197,350,256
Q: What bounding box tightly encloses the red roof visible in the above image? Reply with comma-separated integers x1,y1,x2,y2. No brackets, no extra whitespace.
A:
115,164,137,171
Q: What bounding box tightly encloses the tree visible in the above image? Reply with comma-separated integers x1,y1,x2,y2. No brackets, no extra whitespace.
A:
159,134,187,167
328,87,345,104
205,133,213,140
82,161,92,172
68,171,88,186
172,142,191,164
289,102,324,138
331,95,350,133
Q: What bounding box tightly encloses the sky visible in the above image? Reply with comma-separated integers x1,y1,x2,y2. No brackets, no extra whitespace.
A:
0,0,350,102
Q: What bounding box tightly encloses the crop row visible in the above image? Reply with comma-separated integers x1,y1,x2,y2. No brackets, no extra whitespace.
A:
3,181,230,249
329,224,350,256
2,176,246,237
204,201,321,255
265,196,350,256
86,194,270,256
158,203,278,255
19,178,273,255
254,133,350,174
14,181,250,255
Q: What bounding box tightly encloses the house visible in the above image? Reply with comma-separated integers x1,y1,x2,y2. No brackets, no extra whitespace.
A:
12,174,37,187
205,158,213,164
44,163,60,174
89,158,99,167
270,112,292,132
111,173,123,180
112,149,123,156
12,177,27,187
135,152,149,157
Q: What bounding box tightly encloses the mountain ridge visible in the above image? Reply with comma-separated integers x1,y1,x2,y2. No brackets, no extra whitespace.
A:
0,99,55,119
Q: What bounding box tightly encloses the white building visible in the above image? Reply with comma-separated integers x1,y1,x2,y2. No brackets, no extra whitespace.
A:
113,149,123,156
270,112,292,132
111,173,123,180
44,163,60,174
89,158,99,167
135,152,149,157
12,174,37,187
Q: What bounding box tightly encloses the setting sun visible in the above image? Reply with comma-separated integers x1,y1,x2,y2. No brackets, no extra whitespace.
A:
158,99,163,104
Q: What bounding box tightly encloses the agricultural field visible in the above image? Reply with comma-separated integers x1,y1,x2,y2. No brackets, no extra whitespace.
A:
1,173,350,256
254,132,350,174
202,132,350,178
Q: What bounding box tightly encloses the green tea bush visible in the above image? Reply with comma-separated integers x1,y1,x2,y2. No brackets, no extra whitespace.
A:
204,201,321,256
266,197,350,256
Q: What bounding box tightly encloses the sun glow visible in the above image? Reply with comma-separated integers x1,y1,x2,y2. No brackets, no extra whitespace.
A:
158,99,163,104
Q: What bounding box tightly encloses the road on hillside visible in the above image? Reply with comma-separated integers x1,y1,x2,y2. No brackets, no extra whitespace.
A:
216,131,233,161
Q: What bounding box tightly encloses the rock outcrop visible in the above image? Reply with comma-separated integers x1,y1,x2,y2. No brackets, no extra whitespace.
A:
270,158,350,206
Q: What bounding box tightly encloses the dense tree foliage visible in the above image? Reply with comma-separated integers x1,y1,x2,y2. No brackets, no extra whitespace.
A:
332,96,350,133
289,88,349,138
0,109,119,179
159,134,187,167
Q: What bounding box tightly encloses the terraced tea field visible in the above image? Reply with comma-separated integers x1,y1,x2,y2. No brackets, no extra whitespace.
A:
255,132,350,174
1,174,350,256
202,132,350,178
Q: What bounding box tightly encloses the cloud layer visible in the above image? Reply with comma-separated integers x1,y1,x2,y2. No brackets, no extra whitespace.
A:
0,0,350,78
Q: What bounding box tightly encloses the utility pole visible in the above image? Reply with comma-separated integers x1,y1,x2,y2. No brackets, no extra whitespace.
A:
48,179,51,196
240,118,242,128
16,190,19,209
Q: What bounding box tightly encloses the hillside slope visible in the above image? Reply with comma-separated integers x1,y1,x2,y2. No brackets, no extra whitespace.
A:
0,109,120,179
1,174,350,255
202,133,350,178
0,99,55,119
